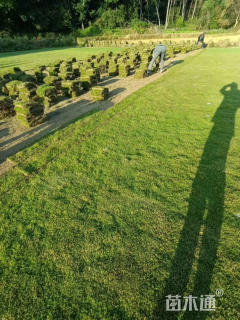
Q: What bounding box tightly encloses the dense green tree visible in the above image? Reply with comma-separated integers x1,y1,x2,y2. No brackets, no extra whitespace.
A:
0,0,238,35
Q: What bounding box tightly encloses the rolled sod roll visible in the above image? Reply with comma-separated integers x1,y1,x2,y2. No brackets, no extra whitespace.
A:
16,114,46,128
14,101,44,117
0,79,9,95
0,67,22,80
85,68,101,82
0,96,15,119
36,84,57,108
61,80,80,89
17,82,37,91
65,57,76,63
48,60,63,68
81,77,92,90
6,80,23,99
44,71,59,77
58,72,75,80
9,71,25,81
60,61,72,68
70,89,81,98
181,47,187,54
43,76,62,90
19,89,39,102
33,66,44,82
81,76,97,90
43,98,57,108
118,63,130,77
36,84,57,98
91,87,109,101
108,62,119,76
61,80,81,97
134,69,148,79
99,64,106,74
59,66,72,73
138,62,149,69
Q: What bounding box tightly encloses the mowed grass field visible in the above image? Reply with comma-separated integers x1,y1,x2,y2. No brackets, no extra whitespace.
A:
0,49,240,320
0,47,124,72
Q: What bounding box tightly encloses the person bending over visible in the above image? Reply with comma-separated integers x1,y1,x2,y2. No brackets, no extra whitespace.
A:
197,33,205,48
148,44,167,75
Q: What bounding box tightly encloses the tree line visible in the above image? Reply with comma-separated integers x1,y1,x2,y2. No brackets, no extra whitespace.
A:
0,0,239,35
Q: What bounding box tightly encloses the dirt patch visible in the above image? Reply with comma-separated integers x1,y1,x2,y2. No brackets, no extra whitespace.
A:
0,50,199,175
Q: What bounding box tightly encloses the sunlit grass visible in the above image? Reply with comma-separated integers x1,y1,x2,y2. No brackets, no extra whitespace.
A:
0,49,240,319
0,47,124,71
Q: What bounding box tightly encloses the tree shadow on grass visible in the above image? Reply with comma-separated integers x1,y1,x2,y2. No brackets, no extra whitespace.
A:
155,82,240,320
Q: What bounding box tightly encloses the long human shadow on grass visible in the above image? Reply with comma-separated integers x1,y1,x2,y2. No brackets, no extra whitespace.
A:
156,82,240,320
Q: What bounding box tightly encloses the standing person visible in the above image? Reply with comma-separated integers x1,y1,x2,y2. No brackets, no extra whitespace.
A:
197,33,205,48
147,43,167,75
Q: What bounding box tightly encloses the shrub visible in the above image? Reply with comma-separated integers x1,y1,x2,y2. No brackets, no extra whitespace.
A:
176,16,185,29
73,25,101,38
0,35,76,53
130,19,149,34
96,6,125,30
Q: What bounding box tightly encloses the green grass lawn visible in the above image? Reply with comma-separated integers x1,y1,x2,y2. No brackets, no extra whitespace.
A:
0,47,124,72
0,48,240,320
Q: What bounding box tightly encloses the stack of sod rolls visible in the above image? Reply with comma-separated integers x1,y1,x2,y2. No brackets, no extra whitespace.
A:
61,80,81,98
174,46,181,53
167,47,175,58
128,54,140,70
140,53,152,63
20,74,37,82
81,67,98,90
181,47,187,54
108,61,119,76
85,68,101,82
81,75,97,90
5,80,22,99
58,61,74,80
14,101,45,128
44,66,58,77
8,71,25,81
86,55,92,62
18,82,39,102
134,64,148,79
72,62,81,78
33,66,45,83
91,87,109,101
105,51,113,58
67,57,77,62
99,60,108,74
118,63,130,77
112,56,119,64
43,76,62,93
91,59,99,66
0,79,10,95
0,67,22,81
36,84,57,108
0,96,15,119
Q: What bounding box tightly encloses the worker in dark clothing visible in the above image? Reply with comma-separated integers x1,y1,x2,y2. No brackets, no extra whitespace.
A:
197,33,205,48
148,44,167,74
